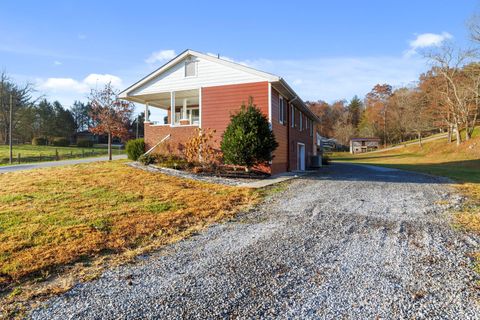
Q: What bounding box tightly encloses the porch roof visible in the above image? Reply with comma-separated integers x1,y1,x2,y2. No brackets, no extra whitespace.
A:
125,89,199,110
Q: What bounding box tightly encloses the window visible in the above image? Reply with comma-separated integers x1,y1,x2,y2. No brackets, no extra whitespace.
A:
174,107,199,125
279,96,285,124
185,60,197,77
187,108,200,125
291,105,295,128
299,112,303,131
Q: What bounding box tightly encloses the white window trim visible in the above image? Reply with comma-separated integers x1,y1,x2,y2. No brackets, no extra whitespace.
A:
279,95,285,124
291,105,295,128
268,83,272,124
198,88,202,128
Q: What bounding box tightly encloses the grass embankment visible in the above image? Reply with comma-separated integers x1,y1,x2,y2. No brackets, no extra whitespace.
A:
0,160,258,317
0,144,125,165
332,130,480,271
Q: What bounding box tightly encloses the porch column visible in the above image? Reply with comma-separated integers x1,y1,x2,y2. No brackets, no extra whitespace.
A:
182,99,187,119
170,91,175,125
145,102,149,122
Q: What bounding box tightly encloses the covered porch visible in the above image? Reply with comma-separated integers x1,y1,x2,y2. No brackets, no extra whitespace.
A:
122,89,201,154
124,88,201,127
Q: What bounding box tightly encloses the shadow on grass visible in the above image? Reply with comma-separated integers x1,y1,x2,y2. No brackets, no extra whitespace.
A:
300,160,480,184
333,153,419,161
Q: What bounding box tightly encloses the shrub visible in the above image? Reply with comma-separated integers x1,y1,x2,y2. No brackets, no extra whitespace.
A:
126,138,145,160
184,129,218,166
32,137,48,146
77,139,94,148
138,153,156,165
221,98,278,170
51,137,69,147
159,155,188,170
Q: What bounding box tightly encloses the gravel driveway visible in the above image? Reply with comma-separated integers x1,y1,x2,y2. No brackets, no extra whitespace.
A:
29,163,480,319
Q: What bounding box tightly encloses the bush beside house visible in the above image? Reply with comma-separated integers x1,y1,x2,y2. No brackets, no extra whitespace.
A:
221,100,278,171
126,138,145,160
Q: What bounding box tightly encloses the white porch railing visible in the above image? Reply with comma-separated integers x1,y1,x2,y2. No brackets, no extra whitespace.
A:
144,134,171,156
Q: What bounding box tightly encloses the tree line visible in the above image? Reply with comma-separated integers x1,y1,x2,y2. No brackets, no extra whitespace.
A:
308,17,480,148
0,72,145,145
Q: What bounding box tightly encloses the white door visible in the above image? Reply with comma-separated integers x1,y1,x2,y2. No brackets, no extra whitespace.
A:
297,143,305,171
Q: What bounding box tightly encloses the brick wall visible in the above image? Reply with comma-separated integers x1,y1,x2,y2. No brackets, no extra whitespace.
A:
144,123,198,155
270,88,289,175
201,81,269,144
288,106,315,170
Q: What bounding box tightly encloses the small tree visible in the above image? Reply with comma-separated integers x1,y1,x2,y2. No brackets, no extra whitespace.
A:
88,83,134,160
221,98,278,171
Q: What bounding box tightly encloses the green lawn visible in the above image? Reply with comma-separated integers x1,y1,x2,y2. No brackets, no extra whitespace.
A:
0,144,125,165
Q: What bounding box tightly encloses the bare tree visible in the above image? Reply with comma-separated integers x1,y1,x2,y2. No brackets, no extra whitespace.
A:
426,45,478,145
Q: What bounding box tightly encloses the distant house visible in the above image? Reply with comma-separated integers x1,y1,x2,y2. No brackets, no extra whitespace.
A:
119,49,320,174
349,137,380,154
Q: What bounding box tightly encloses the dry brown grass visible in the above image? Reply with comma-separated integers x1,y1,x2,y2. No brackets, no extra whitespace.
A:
0,160,258,317
454,183,480,233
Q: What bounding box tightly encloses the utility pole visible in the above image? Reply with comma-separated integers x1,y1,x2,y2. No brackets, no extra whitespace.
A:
9,94,13,164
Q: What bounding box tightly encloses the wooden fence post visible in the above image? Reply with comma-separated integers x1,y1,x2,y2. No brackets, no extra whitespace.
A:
55,149,59,161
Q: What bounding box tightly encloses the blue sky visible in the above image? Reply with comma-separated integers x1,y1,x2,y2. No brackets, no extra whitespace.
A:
1,0,478,117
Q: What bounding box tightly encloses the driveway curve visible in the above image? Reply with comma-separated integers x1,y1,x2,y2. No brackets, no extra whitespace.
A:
29,163,480,319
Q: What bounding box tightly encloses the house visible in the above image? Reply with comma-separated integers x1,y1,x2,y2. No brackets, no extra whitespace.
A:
119,49,320,174
349,137,380,154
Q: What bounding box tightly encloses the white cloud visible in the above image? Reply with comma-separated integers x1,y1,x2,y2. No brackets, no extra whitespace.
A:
36,73,123,106
145,49,176,64
405,32,453,57
39,77,87,93
53,60,62,66
83,73,123,89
